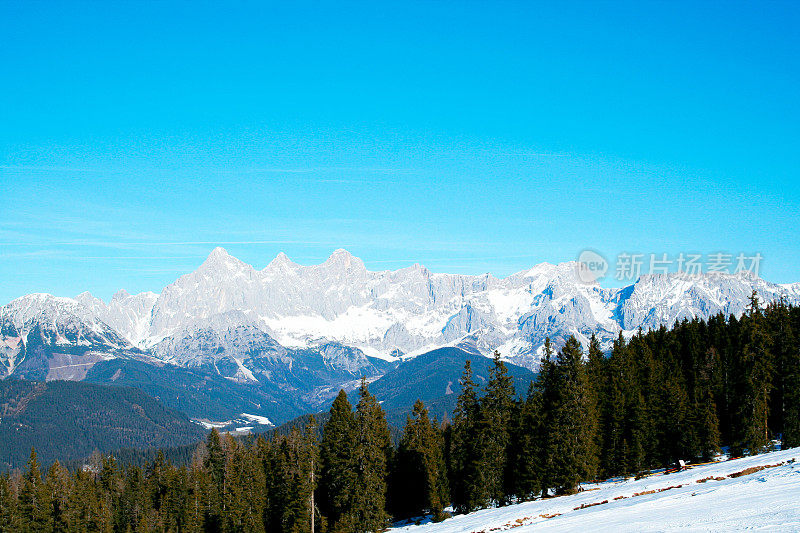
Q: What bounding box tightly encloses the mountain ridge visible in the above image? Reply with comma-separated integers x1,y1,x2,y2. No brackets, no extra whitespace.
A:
2,249,798,383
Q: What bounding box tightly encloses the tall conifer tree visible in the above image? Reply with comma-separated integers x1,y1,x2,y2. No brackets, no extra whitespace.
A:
541,337,598,493
392,400,448,521
320,390,357,530
478,351,515,506
19,448,52,532
689,348,722,460
449,360,483,512
734,293,774,455
511,380,543,499
0,473,16,532
347,379,391,533
783,306,800,448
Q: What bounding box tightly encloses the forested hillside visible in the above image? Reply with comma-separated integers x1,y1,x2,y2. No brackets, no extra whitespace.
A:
0,380,205,470
84,359,311,423
352,347,535,427
0,295,797,532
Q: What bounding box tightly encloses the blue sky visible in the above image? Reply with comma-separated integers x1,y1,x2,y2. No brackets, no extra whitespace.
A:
1,1,798,303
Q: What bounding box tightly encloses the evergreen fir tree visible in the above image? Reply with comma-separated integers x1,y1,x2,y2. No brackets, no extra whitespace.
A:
225,439,266,533
628,333,659,470
721,313,742,445
41,461,71,533
306,417,321,533
345,378,391,533
164,466,193,533
392,400,449,521
203,428,227,530
66,469,109,532
536,337,558,494
320,389,357,530
666,366,691,463
585,334,605,473
120,465,148,532
540,337,598,494
511,381,543,500
449,360,484,512
783,306,800,448
98,455,122,531
478,350,516,506
186,460,206,532
0,472,17,533
266,428,313,533
599,336,627,478
19,448,52,532
733,293,774,455
689,348,722,460
770,300,800,448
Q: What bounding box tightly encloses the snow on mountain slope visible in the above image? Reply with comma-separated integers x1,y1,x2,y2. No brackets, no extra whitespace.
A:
150,310,287,383
2,248,798,378
391,447,800,532
147,308,391,387
615,272,793,332
146,247,266,346
135,251,618,364
144,248,510,358
0,293,140,380
76,289,158,346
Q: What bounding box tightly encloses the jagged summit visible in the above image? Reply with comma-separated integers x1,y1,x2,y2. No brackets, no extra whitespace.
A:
112,289,131,301
321,248,365,271
196,246,252,275
329,248,352,257
264,251,297,272
202,246,235,264
273,251,292,263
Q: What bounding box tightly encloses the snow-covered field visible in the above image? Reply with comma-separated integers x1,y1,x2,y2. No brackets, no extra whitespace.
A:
391,447,800,532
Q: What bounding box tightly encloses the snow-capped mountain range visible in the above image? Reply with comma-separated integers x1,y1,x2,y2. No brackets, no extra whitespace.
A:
2,247,799,382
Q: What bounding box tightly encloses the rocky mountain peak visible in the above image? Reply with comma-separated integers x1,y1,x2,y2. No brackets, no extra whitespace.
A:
75,291,105,308
75,291,96,301
112,289,131,301
196,247,252,276
203,246,233,264
264,251,297,272
322,249,365,271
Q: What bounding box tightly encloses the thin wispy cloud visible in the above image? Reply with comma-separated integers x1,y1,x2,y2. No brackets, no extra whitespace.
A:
0,164,107,173
213,168,316,174
315,166,420,175
314,178,386,184
0,249,70,259
495,151,569,158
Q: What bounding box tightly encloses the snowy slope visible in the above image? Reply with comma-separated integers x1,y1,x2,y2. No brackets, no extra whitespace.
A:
391,447,800,532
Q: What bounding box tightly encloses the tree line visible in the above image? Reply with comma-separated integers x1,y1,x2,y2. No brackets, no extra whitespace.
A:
0,295,798,532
